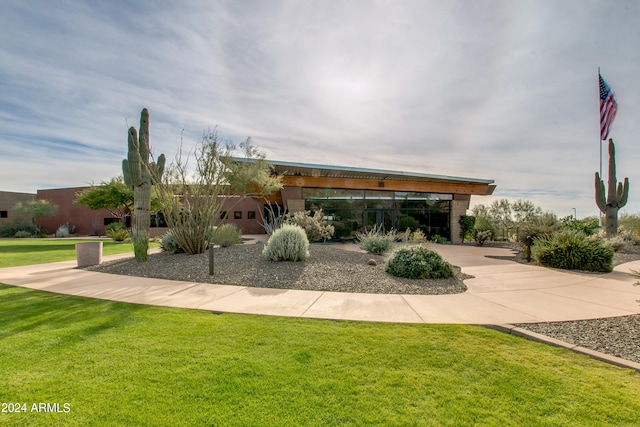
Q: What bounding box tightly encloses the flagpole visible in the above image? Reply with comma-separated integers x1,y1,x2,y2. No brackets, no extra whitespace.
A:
598,67,602,227
599,67,602,180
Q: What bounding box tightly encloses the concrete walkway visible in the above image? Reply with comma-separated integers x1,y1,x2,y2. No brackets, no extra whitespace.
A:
1,243,640,325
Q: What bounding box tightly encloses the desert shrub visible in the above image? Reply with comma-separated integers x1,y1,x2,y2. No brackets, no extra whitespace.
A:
604,235,627,252
160,230,184,254
284,209,334,242
356,226,396,254
14,230,33,238
430,234,447,244
397,215,420,230
0,223,39,238
560,216,600,235
55,224,70,237
475,230,492,246
211,223,242,247
385,245,454,280
399,229,427,244
263,224,309,262
532,229,614,272
106,222,129,241
459,215,476,243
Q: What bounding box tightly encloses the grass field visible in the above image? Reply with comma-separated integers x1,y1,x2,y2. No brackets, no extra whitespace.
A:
0,238,159,267
1,284,639,426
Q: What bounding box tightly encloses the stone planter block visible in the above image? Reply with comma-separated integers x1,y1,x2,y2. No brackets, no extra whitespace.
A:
76,241,103,267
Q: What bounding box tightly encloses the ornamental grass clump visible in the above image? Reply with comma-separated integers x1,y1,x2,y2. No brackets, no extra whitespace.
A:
263,224,309,262
385,245,454,280
532,229,614,273
211,223,242,247
106,222,129,242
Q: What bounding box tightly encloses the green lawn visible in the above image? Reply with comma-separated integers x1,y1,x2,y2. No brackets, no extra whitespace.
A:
1,284,639,426
0,239,159,267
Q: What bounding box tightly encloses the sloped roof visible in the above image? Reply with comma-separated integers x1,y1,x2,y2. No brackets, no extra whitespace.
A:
234,158,494,185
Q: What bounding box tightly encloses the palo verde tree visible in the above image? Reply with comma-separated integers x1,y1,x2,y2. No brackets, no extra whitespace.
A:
74,176,162,225
74,176,134,223
156,129,282,255
595,138,629,238
122,108,166,262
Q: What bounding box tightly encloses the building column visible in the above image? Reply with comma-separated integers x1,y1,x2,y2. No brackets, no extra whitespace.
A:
450,196,471,244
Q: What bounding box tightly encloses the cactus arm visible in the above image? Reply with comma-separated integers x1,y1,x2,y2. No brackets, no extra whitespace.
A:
595,172,606,213
123,159,132,188
150,153,166,184
618,178,629,208
126,127,142,187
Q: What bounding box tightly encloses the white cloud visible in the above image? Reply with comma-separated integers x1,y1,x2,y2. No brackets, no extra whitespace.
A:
1,0,639,219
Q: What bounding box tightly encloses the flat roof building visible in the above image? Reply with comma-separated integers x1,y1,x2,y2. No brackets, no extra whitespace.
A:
27,160,494,244
239,159,495,243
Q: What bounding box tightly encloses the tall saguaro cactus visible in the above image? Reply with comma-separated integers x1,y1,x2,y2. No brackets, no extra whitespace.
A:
122,108,166,261
595,139,629,238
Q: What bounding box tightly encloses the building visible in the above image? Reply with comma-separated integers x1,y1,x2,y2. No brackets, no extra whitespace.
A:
254,160,495,243
28,160,495,243
0,191,36,226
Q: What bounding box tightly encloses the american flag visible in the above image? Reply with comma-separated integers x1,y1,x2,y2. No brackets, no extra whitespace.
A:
599,73,618,140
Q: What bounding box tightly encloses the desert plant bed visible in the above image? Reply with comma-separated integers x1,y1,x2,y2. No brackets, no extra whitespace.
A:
88,243,469,295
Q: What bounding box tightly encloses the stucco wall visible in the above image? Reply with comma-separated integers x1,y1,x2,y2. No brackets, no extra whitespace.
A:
38,188,115,235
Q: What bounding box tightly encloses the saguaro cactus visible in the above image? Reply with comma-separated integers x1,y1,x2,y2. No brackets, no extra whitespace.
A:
122,108,166,261
595,139,629,238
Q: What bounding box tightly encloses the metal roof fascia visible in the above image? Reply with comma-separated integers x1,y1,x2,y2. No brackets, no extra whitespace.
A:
232,157,494,185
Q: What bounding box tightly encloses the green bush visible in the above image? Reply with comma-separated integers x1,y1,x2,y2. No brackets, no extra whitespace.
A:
397,215,420,230
263,224,310,262
560,216,600,235
385,245,454,280
284,209,334,242
430,234,447,244
356,227,396,254
14,230,33,238
0,223,40,238
211,223,242,247
532,229,614,272
106,222,129,242
459,215,476,243
160,230,184,254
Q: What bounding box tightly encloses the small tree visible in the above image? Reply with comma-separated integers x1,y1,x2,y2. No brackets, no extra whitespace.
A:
458,215,475,243
12,199,59,231
156,130,282,255
74,176,134,223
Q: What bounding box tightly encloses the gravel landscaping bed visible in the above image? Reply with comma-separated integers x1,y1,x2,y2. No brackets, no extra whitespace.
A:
88,243,469,295
513,244,640,365
514,316,640,365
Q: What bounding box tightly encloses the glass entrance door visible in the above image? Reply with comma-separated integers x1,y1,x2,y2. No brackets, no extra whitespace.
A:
364,209,395,232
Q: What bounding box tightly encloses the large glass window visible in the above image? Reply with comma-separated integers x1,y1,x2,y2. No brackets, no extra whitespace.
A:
302,188,452,240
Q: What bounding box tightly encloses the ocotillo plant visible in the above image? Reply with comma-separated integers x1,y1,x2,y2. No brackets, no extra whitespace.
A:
595,139,629,238
122,108,166,261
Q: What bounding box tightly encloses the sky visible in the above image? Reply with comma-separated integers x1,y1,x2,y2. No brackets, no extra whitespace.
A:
1,0,639,219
